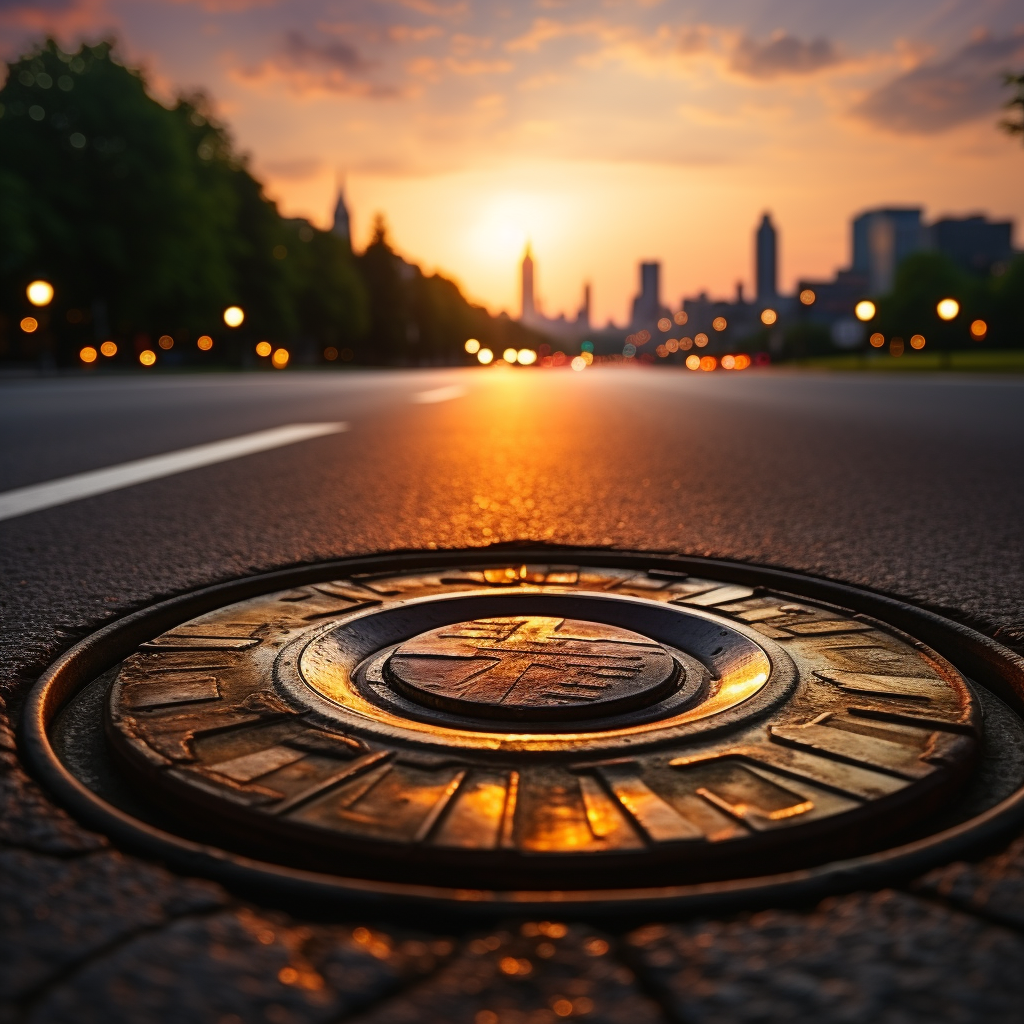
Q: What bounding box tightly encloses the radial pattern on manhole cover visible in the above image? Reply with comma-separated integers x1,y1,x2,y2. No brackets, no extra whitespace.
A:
28,551,1024,910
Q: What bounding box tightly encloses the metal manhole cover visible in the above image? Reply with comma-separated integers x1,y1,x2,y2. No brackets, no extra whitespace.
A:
25,550,1024,912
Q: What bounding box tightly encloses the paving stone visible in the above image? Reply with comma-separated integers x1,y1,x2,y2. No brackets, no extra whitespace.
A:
28,912,446,1024
0,751,106,855
350,921,663,1024
917,833,1024,930
0,847,225,1004
625,889,1024,1024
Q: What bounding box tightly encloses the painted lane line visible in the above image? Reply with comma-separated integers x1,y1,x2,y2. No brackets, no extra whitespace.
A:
0,422,348,523
412,385,466,404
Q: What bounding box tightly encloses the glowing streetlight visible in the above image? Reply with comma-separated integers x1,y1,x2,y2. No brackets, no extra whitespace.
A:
799,289,816,306
100,341,117,357
570,355,586,371
517,348,537,365
970,319,987,339
139,350,157,366
27,280,54,306
503,347,518,363
855,300,876,321
477,347,493,365
464,338,480,354
760,309,777,326
223,306,245,328
936,298,959,321
255,341,272,357
271,348,289,369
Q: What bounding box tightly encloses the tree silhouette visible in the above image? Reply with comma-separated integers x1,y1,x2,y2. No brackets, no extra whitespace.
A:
1002,72,1024,141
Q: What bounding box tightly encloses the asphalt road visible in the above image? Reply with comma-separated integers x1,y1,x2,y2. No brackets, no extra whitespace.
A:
4,366,1024,1023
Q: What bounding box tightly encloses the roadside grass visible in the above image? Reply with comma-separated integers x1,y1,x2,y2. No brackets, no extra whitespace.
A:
786,349,1024,373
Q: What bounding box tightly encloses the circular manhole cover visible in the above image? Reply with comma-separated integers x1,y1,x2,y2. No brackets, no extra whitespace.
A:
25,550,1024,912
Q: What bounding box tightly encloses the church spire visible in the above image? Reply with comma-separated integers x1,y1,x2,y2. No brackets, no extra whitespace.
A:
332,175,351,248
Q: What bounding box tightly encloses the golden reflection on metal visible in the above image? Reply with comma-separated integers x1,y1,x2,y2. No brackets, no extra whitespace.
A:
106,565,978,872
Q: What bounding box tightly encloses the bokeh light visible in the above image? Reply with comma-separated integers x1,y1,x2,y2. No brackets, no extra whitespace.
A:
910,334,926,350
869,332,885,348
799,289,816,306
889,337,904,357
79,346,97,363
139,349,157,366
721,354,735,369
656,344,667,358
658,317,672,332
197,335,213,351
760,308,777,326
674,311,688,326
734,353,751,369
20,317,38,333
271,347,289,369
100,341,117,357
712,316,727,332
694,333,708,348
570,355,587,371
158,334,174,350
685,354,700,370
27,280,54,306
324,346,338,361
855,300,876,321
477,347,493,364
700,355,717,371
936,298,959,321
223,306,245,327
666,338,679,353
970,319,987,339
517,348,537,365
503,347,518,363
464,338,480,354
255,341,272,357
622,343,636,358
680,337,693,350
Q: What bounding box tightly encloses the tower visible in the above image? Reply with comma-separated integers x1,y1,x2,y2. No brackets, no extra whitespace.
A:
756,213,777,301
631,262,661,326
578,282,591,328
332,183,351,248
521,245,535,320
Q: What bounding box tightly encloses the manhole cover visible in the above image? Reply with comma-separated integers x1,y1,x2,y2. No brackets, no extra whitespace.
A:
26,550,1024,912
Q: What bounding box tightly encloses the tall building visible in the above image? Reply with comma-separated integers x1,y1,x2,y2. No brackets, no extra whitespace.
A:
518,247,590,343
927,215,1014,274
756,213,777,301
521,245,535,319
852,208,923,294
631,262,663,326
331,185,351,248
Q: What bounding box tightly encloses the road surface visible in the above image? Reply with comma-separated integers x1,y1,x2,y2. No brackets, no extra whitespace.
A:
3,366,1024,1022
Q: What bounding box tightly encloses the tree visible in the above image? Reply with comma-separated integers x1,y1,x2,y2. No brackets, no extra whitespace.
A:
1002,72,1024,141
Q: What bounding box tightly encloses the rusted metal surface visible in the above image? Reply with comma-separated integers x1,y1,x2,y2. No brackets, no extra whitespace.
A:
94,562,980,892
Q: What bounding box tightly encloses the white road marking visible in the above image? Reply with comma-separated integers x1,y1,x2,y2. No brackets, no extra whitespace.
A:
412,385,466,404
0,422,348,522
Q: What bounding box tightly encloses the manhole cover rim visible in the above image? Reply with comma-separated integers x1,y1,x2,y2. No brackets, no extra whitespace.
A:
23,547,1024,915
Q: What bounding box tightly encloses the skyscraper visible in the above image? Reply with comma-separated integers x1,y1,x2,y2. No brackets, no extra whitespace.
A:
756,213,777,301
521,245,535,319
851,208,923,294
631,262,661,326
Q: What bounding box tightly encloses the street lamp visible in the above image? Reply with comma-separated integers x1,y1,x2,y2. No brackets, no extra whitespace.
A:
855,300,876,321
27,280,54,307
223,306,245,328
937,298,959,321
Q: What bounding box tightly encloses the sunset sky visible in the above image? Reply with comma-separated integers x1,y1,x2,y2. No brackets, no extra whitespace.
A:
3,1,1023,325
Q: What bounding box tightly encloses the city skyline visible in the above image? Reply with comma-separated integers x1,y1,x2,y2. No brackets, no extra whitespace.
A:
2,1,1021,323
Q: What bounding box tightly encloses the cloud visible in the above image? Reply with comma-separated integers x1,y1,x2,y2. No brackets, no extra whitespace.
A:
730,31,840,79
235,30,401,97
854,31,1024,134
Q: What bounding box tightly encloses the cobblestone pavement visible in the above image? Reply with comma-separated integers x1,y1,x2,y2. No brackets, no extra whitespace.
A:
4,370,1024,1022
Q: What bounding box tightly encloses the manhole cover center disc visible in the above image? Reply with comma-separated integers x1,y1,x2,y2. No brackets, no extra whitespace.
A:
385,616,678,720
